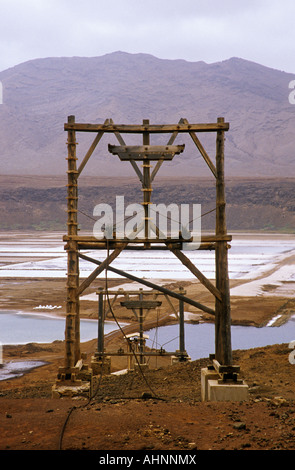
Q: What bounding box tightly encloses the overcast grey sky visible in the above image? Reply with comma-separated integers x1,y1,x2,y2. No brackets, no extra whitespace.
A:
1,0,295,73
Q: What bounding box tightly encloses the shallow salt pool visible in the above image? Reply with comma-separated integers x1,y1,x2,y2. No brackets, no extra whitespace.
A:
0,310,120,345
146,317,295,361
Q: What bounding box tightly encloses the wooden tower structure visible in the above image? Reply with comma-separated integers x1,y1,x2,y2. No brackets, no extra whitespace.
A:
56,115,242,394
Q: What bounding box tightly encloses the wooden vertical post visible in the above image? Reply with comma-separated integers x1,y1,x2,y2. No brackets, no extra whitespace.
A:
65,115,80,372
179,299,185,355
139,290,145,364
142,119,151,248
215,117,232,365
97,288,104,356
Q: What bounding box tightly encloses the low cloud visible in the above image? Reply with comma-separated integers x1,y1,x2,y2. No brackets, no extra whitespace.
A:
0,0,295,72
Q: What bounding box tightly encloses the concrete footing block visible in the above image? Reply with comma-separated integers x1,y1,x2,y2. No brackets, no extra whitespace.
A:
52,381,91,399
134,362,149,372
207,379,249,402
171,354,191,365
201,367,220,401
201,367,249,402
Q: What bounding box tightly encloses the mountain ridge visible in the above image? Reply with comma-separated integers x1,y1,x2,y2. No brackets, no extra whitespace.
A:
0,51,294,177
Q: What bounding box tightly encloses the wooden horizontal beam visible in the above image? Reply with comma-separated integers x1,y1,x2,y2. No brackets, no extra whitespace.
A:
121,300,162,309
93,351,177,357
64,235,232,243
212,359,240,374
70,242,218,251
64,122,230,133
108,144,185,161
96,289,185,296
76,242,183,250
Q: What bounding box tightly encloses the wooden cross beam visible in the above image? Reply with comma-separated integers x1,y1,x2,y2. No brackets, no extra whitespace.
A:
120,300,162,309
64,121,230,133
108,144,185,161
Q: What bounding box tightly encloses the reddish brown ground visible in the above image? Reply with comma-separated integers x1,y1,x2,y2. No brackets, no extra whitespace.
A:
1,277,295,452
1,338,295,451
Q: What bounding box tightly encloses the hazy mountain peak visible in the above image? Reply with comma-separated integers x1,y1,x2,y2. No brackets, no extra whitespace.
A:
0,53,294,177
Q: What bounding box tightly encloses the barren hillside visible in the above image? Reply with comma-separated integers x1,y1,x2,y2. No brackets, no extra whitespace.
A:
0,175,294,232
0,52,294,177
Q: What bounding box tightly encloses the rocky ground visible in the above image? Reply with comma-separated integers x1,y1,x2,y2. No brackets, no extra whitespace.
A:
1,238,295,453
0,340,295,452
1,276,295,453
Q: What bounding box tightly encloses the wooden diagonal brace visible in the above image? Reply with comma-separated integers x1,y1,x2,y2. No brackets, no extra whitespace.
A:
77,118,109,175
110,118,143,183
168,246,222,301
181,118,217,178
150,118,188,182
78,251,215,315
77,245,125,296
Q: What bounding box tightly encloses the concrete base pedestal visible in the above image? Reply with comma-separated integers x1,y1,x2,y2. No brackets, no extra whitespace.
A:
52,380,91,398
207,379,249,402
201,368,249,402
201,367,220,401
171,353,191,365
52,362,93,398
91,356,111,375
134,362,149,372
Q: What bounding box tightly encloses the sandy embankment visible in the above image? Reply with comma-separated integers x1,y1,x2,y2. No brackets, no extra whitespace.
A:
0,231,295,360
0,231,294,406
